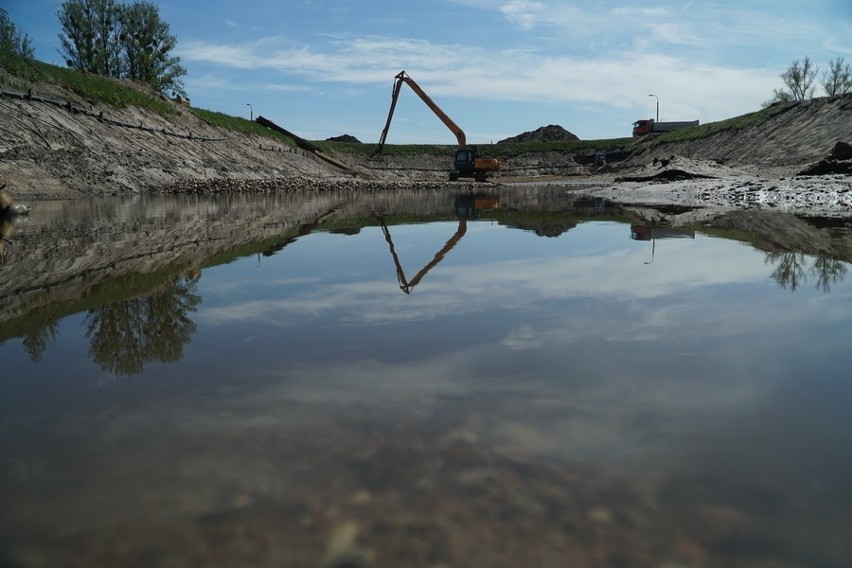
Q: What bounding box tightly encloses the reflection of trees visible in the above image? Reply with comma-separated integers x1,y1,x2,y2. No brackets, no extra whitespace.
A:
85,275,201,375
22,319,60,362
812,256,848,293
766,252,849,293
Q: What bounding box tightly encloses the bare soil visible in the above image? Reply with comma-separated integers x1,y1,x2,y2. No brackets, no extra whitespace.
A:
1,75,851,216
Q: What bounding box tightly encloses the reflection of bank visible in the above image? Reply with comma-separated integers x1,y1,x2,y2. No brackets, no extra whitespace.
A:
630,224,696,264
378,194,500,294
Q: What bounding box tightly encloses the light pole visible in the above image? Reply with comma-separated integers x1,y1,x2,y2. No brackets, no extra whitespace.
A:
648,94,658,123
246,103,253,121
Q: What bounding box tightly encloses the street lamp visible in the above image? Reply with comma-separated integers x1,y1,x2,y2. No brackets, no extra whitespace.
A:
246,103,253,121
648,94,659,123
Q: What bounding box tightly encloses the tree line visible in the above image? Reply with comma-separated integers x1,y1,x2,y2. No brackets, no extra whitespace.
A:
765,56,852,106
1,1,185,97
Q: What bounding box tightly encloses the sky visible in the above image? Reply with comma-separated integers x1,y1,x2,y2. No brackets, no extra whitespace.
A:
5,0,852,144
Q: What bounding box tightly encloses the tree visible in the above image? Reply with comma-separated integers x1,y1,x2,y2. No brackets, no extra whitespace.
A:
117,1,186,96
765,57,818,106
822,57,852,97
0,8,35,58
780,57,818,100
58,0,122,75
57,0,186,96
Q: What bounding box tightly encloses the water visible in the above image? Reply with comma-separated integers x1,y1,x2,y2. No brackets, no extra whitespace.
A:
1,187,851,567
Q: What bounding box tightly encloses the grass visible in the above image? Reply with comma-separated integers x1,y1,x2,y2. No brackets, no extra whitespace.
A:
188,107,295,142
0,49,174,113
314,137,637,159
0,49,296,144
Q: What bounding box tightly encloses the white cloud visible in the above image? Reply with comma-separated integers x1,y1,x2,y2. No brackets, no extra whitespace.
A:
499,0,546,31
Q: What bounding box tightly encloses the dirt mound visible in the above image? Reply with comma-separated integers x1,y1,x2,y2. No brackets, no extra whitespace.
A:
326,134,361,143
498,125,579,144
798,141,852,176
616,156,749,183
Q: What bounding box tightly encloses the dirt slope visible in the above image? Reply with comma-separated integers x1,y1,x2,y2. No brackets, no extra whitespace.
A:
0,82,340,200
622,95,852,175
1,69,850,201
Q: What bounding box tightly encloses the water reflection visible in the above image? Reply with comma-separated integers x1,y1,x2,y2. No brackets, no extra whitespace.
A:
377,194,500,294
1,189,852,566
84,272,201,376
767,251,849,292
2,192,852,377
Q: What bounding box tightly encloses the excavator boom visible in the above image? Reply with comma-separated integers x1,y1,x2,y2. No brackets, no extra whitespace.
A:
373,70,499,182
375,71,466,155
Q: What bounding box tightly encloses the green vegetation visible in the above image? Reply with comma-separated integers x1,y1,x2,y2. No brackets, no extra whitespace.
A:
0,49,174,112
0,8,33,58
188,107,295,141
57,0,186,96
645,103,786,144
315,137,636,158
0,50,295,144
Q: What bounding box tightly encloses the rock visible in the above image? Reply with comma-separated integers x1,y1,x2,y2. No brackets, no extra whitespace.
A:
0,188,30,216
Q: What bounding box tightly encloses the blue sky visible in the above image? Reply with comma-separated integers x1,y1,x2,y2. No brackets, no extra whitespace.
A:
6,0,852,143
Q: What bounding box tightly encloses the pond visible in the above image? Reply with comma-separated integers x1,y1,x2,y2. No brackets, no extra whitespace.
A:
1,187,851,567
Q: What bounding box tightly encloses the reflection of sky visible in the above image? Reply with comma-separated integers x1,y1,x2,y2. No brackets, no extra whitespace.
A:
3,218,852,506
187,219,852,483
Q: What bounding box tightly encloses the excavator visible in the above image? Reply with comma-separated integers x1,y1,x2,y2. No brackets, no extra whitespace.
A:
376,194,500,294
373,71,501,182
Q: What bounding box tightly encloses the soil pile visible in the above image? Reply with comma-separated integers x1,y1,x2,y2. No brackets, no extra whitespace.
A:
498,124,579,144
615,156,746,182
798,141,852,175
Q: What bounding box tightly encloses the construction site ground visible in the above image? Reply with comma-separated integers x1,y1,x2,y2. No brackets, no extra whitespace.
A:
0,74,850,217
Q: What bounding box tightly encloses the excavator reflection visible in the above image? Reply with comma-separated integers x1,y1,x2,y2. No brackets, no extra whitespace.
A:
376,194,499,294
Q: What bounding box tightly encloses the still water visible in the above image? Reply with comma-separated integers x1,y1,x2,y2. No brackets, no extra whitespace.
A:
1,187,851,567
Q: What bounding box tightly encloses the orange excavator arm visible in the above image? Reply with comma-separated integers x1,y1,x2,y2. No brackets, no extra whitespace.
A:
376,214,467,295
374,70,467,155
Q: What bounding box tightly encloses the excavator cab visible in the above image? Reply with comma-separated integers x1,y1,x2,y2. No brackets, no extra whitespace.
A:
452,149,477,180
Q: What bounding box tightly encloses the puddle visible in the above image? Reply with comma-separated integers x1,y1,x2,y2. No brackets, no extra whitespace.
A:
1,188,851,566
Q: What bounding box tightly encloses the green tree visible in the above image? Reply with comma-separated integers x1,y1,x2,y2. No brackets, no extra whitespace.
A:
57,0,186,96
0,8,35,58
822,57,852,96
58,0,122,75
118,1,186,96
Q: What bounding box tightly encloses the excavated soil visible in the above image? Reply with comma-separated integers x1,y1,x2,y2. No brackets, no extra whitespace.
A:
0,73,851,216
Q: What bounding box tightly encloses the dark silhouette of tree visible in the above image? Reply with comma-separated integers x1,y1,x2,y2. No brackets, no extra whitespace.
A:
766,251,808,292
766,252,848,293
0,8,34,58
85,275,200,376
811,256,848,293
822,57,852,97
22,319,60,362
764,57,818,106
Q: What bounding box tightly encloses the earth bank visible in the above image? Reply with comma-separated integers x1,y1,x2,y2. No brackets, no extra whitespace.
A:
0,74,850,214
